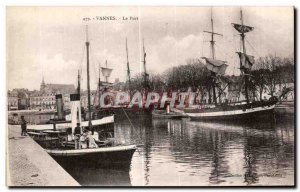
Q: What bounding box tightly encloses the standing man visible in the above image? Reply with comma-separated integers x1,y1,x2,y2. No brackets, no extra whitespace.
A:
74,123,81,149
20,115,27,136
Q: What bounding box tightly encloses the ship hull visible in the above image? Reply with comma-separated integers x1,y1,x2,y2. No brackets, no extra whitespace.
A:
46,145,136,168
186,104,276,121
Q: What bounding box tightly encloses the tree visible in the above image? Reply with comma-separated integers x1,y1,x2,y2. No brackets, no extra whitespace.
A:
251,55,294,100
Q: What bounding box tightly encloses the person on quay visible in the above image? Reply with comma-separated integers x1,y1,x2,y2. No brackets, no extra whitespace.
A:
20,115,27,136
74,123,82,149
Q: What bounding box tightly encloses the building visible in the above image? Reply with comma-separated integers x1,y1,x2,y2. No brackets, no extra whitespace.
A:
7,89,30,110
29,92,56,110
29,78,76,110
7,90,18,110
41,77,75,94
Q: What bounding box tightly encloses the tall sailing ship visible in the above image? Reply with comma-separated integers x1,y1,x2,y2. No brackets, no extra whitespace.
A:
185,8,278,121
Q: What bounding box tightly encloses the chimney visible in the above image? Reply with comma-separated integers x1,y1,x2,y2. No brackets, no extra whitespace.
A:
55,94,64,120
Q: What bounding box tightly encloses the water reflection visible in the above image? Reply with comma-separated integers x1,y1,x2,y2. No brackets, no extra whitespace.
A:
23,113,294,186
64,166,131,186
125,116,294,186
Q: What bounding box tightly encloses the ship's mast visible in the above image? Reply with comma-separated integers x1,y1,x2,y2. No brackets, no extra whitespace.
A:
77,70,81,95
210,9,215,59
203,8,222,105
126,38,131,91
76,71,82,128
98,64,101,105
143,39,146,74
240,9,247,54
240,9,249,104
85,25,92,130
105,60,108,83
98,64,101,89
142,38,149,90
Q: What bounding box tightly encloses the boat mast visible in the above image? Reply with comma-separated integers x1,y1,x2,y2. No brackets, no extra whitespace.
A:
98,64,101,105
126,38,131,91
240,9,249,104
105,60,108,83
204,8,222,105
77,70,81,95
210,9,217,106
210,9,215,60
98,64,101,89
85,25,92,130
142,38,149,90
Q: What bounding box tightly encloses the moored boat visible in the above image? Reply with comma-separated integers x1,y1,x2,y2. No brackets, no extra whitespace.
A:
29,26,137,167
185,8,278,122
46,145,136,167
185,100,277,121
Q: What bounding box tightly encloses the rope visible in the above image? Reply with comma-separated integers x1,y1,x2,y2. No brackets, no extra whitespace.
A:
201,32,205,57
74,45,86,87
79,45,86,71
245,37,259,55
120,107,143,147
121,107,135,130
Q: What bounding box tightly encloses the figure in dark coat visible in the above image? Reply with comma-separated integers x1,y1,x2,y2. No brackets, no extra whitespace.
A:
74,123,82,149
20,115,27,136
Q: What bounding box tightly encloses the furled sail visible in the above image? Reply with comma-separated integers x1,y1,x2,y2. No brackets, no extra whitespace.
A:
236,52,255,69
101,67,113,78
232,23,254,33
202,57,228,75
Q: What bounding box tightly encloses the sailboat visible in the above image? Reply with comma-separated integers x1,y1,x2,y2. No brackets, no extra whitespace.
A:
185,8,278,121
29,26,137,167
93,38,153,118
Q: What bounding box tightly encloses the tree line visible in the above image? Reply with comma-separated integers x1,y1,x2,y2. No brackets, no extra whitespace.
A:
120,55,294,103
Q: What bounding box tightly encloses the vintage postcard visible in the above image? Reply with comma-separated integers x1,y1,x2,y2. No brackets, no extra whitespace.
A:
6,6,295,187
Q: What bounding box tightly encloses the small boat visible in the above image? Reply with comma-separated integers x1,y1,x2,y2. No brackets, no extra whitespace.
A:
28,127,136,167
152,104,186,119
152,110,184,119
185,8,278,122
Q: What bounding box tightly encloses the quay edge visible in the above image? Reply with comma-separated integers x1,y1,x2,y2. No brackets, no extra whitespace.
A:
7,125,80,187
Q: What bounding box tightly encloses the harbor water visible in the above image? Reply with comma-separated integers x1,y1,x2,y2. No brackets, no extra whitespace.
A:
25,113,294,186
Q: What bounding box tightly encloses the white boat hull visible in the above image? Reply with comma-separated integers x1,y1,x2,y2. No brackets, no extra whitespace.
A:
46,145,136,156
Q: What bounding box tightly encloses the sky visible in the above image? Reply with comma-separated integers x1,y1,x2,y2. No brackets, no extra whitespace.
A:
6,6,294,91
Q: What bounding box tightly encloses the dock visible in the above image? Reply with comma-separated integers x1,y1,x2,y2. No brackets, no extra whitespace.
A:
7,125,80,187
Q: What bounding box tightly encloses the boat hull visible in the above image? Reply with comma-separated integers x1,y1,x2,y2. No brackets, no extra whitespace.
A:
27,115,115,131
186,104,276,122
46,145,137,168
152,110,183,119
